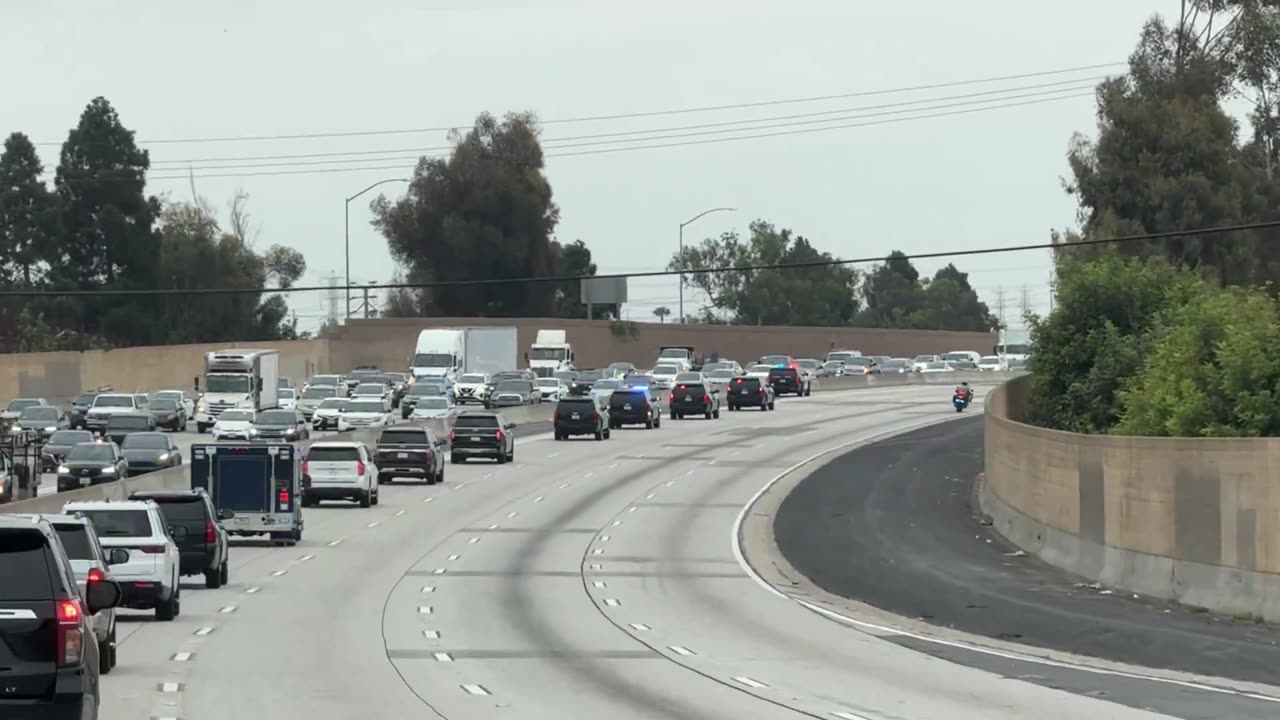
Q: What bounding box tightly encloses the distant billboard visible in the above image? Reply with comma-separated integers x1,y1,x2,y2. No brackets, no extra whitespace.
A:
581,276,628,305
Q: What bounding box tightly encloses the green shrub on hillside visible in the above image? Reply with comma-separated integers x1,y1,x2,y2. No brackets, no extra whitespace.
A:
1026,256,1198,433
1116,286,1280,437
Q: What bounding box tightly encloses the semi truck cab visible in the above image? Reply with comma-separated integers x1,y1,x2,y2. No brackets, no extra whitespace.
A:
195,349,280,433
526,329,574,378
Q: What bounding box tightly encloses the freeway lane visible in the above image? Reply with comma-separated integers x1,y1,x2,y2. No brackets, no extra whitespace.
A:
764,414,1280,720
104,385,1176,720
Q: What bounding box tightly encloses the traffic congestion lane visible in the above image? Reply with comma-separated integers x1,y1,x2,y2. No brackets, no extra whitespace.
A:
131,388,876,720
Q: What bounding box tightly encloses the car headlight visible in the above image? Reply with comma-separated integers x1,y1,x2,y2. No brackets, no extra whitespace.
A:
101,466,116,475
44,426,56,432
197,400,206,412
249,428,259,435
57,465,70,474
157,453,170,463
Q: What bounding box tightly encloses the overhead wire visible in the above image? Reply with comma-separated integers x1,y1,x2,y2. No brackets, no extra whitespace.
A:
6,218,1274,298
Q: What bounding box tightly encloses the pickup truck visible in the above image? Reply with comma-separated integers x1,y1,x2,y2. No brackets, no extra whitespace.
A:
374,425,447,484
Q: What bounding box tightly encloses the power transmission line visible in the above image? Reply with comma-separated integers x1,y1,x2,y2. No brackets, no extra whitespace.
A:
4,218,1274,298
37,61,1122,147
148,92,1092,181
148,77,1105,167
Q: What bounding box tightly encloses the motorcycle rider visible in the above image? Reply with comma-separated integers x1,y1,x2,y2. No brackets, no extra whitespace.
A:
955,381,973,402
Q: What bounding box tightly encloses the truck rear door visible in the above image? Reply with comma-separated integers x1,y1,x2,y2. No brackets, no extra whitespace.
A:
210,447,272,513
0,529,58,699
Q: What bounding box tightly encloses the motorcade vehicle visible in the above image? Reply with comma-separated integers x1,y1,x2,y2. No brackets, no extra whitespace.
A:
727,376,776,411
61,499,182,621
301,442,379,507
449,412,516,463
553,396,611,440
767,367,811,397
669,381,721,419
128,489,231,589
191,442,303,544
608,387,661,429
375,426,446,484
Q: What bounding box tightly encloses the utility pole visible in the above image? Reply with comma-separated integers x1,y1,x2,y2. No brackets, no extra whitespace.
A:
1018,285,1032,322
677,207,736,324
994,286,1008,337
324,274,342,325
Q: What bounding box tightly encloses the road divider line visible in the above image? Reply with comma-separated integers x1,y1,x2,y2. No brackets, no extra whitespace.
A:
418,606,434,614
448,554,460,561
271,570,287,577
467,537,480,544
434,652,454,662
433,568,447,575
194,627,214,636
629,623,651,631
461,684,491,696
533,496,544,503
159,681,182,693
299,554,315,562
832,711,873,720
592,581,606,588
421,586,435,593
219,605,237,614
733,676,768,689
246,586,262,593
669,646,695,656
423,497,435,503
328,538,343,546
507,511,519,518
424,630,440,639
171,652,193,662
603,598,621,607
395,510,406,516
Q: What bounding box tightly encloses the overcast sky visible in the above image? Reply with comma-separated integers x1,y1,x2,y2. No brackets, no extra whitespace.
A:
4,0,1185,332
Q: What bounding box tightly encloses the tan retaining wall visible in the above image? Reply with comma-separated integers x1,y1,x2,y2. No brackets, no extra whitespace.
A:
982,375,1280,621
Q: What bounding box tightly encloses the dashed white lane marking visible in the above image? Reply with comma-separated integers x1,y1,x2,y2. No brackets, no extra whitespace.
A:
600,536,611,542
484,473,495,479
548,452,560,458
171,652,193,662
603,598,621,607
592,581,606,588
610,520,622,526
668,646,695,656
627,507,637,513
245,586,262,594
507,511,519,518
533,496,544,503
629,623,651,631
418,606,434,614
558,483,569,489
424,630,440,639
422,586,435,593
455,482,471,489
194,627,214,636
592,549,604,555
219,605,238,614
707,459,717,465
433,568,447,575
299,554,315,561
328,538,343,547
488,524,500,529
664,481,675,487
645,493,655,500
589,563,603,570
467,537,480,544
685,469,695,476
461,684,491,696
832,712,873,720
271,570,287,577
395,510,406,516
607,463,618,470
585,472,595,478
160,682,182,693
448,554,460,561
367,521,381,528
434,652,454,662
422,497,435,503
733,676,769,689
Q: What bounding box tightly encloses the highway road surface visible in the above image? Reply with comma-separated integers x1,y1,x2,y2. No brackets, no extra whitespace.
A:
97,385,1211,719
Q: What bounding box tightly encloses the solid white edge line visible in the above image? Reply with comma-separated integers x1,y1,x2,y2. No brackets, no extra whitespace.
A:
728,411,1280,704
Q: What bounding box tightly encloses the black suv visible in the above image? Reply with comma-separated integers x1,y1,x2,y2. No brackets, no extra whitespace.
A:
0,514,123,720
449,412,516,464
128,490,232,589
375,425,447,484
767,367,811,397
727,376,776,411
608,388,661,429
554,397,611,440
669,381,721,420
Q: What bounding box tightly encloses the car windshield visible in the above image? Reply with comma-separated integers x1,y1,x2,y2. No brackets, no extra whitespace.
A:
256,410,295,424
951,361,978,369
734,377,761,387
676,383,706,393
797,360,820,369
979,356,1001,364
75,394,97,405
412,353,452,367
454,414,499,428
52,524,94,560
881,359,907,368
408,385,442,397
67,444,113,462
914,356,936,362
419,377,448,386
279,389,296,399
941,353,970,362
347,401,384,414
926,362,947,369
659,349,687,359
75,509,151,537
380,428,430,445
536,379,560,388
18,407,57,421
844,357,872,367
122,433,168,450
748,365,771,373
354,384,383,395
205,374,251,393
385,373,407,383
6,399,42,412
319,398,348,410
307,446,361,461
458,374,487,384
762,355,790,365
417,398,450,410
49,430,93,445
497,381,526,392
302,387,335,399
593,380,621,391
709,370,735,379
652,365,678,376
608,363,633,370
575,370,604,381
674,373,702,383
560,398,597,409
150,398,179,411
218,410,253,422
94,396,132,408
624,376,652,387
823,361,843,368
311,376,340,386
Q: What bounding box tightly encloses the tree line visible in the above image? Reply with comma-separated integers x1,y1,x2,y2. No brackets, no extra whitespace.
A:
1029,2,1280,437
373,112,999,332
0,97,307,352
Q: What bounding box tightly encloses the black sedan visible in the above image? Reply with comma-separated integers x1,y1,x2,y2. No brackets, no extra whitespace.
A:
14,405,69,439
56,441,129,491
252,409,310,441
147,397,187,431
120,432,182,474
41,429,95,472
105,412,157,446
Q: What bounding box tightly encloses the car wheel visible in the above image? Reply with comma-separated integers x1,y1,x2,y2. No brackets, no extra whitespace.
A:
98,631,113,675
156,586,178,622
508,446,515,462
371,489,380,506
452,455,464,464
654,417,661,428
604,427,611,439
220,560,229,585
595,428,604,440
204,564,223,589
713,409,720,419
436,465,445,484
359,492,371,508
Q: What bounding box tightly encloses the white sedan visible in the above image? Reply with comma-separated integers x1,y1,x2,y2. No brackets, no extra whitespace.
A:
650,364,681,390
337,399,391,432
745,364,773,380
535,377,567,402
212,409,256,440
409,396,455,420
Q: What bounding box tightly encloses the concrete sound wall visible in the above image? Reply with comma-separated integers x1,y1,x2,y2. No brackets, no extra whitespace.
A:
981,375,1280,621
326,317,998,373
0,340,331,403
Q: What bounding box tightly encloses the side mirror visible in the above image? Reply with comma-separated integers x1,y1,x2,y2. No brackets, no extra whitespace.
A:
106,548,130,566
218,508,235,520
85,578,122,614
170,525,189,539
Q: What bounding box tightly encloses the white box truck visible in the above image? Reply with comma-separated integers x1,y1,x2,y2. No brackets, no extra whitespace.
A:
525,328,575,377
195,349,280,433
410,327,517,382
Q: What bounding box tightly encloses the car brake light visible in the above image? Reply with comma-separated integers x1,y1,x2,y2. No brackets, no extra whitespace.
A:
592,411,600,421
758,388,764,395
356,461,366,476
678,385,686,389
138,545,166,554
496,429,505,442
86,568,105,584
55,599,82,666
278,489,290,506
302,460,310,475
206,521,216,543
704,395,711,404
449,429,457,442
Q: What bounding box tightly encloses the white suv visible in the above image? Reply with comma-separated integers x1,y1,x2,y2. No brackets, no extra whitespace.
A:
84,393,141,435
301,442,379,508
61,500,182,621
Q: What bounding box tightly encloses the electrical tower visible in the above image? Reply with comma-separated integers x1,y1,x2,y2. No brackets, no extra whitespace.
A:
324,274,342,324
1018,285,1033,323
994,287,1008,333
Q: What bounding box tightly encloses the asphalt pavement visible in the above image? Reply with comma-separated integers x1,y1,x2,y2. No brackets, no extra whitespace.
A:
771,415,1280,719
91,386,1205,720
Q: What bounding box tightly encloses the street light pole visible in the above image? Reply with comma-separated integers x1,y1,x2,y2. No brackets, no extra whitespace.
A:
677,207,736,324
345,177,410,319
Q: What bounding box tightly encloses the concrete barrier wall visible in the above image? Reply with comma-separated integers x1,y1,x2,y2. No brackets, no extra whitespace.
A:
0,340,331,403
982,375,1280,621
